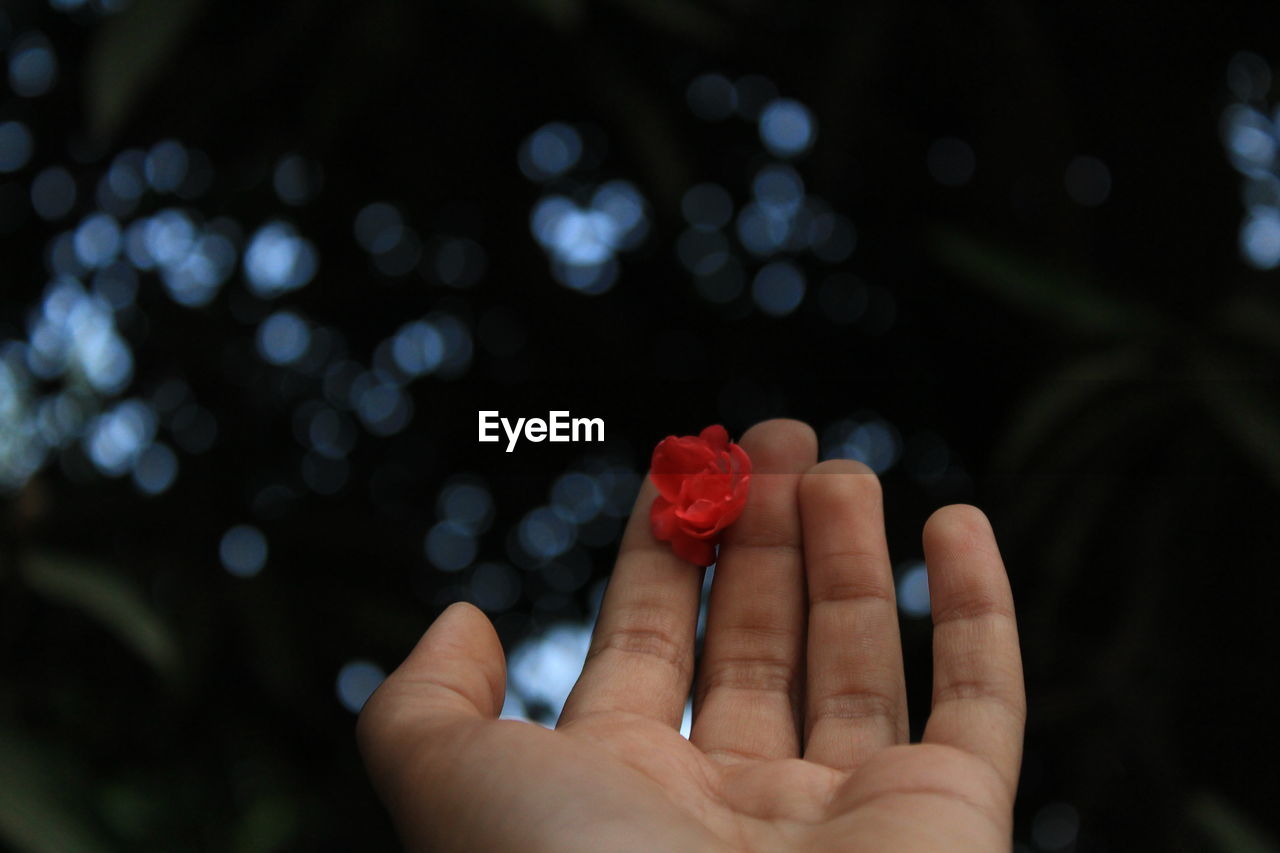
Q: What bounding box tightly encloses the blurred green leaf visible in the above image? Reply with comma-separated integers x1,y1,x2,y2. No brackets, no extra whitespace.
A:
97,782,158,844
603,0,728,45
24,551,179,678
932,229,1162,336
594,64,690,212
1018,467,1115,663
1189,791,1280,853
1220,292,1280,353
0,729,113,853
84,0,209,141
1192,352,1280,492
231,794,299,853
1000,384,1164,547
994,345,1151,475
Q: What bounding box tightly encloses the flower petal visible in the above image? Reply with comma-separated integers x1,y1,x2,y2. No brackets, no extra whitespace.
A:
651,434,717,501
669,532,716,566
675,497,719,531
648,425,750,567
699,424,729,451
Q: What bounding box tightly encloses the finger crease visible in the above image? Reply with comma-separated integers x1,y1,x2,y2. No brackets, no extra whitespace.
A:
931,600,1017,626
721,539,803,561
590,626,691,678
810,688,901,723
932,680,1026,723
698,656,796,696
809,580,895,609
702,745,776,764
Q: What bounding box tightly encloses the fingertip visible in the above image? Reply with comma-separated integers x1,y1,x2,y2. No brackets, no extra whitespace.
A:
805,457,876,477
738,418,818,474
400,601,508,717
438,599,490,629
799,458,880,504
357,602,508,821
741,417,817,450
923,504,995,553
422,599,497,648
922,504,1016,627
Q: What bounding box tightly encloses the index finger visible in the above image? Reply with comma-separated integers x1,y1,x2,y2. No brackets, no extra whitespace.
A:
920,504,1026,795
556,477,704,729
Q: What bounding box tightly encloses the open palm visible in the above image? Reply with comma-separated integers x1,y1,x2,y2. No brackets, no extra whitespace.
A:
359,420,1025,852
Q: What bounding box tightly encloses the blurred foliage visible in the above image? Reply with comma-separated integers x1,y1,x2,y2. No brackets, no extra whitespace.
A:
1190,791,1280,853
24,550,179,678
0,727,112,853
2,0,1279,851
85,0,209,140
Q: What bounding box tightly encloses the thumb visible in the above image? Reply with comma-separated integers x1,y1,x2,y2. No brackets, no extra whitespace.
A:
357,602,507,774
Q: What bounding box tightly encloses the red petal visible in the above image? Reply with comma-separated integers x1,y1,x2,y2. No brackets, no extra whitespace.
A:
669,532,716,566
650,434,716,501
699,424,729,451
675,497,718,531
648,425,750,568
680,471,731,502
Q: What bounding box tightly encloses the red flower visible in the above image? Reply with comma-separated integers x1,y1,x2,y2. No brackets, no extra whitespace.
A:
649,425,751,566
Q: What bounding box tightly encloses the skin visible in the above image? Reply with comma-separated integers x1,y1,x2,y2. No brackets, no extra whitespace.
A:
358,419,1026,852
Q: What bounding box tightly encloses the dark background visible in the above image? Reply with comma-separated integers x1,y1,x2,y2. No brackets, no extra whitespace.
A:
2,0,1279,850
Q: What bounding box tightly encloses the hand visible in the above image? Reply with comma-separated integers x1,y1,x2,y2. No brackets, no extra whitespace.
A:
358,419,1026,852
